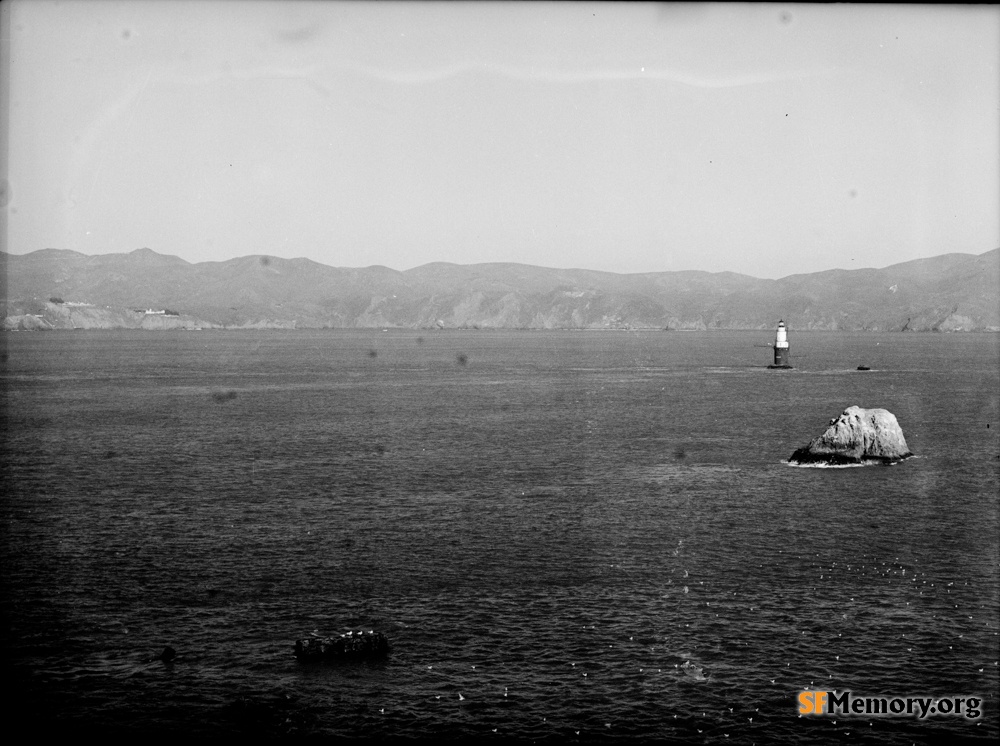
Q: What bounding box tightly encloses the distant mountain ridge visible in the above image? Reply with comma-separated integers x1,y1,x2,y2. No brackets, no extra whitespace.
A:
2,247,998,331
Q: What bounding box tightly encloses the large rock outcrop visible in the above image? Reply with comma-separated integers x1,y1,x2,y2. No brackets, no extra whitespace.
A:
789,406,913,465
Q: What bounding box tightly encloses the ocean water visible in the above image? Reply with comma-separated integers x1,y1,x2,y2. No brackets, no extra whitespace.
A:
1,329,998,743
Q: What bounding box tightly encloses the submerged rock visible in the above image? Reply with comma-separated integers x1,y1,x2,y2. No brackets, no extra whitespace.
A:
789,406,913,465
294,631,391,662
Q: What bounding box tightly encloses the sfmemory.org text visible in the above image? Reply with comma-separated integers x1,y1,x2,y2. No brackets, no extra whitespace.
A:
798,690,982,720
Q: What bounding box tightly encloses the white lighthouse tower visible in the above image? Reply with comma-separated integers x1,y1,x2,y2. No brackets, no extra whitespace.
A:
771,320,791,368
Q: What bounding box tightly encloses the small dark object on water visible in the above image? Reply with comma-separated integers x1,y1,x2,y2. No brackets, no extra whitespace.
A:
294,631,391,662
857,365,871,371
157,646,176,663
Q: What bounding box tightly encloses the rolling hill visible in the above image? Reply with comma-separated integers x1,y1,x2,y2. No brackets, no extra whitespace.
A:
2,247,997,331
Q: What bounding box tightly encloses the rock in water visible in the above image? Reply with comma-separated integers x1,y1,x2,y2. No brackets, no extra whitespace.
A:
294,631,391,662
789,406,913,465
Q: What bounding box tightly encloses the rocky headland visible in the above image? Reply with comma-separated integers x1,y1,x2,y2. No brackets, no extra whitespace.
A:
789,406,913,466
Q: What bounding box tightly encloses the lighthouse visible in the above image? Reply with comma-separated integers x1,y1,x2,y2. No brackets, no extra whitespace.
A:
770,320,791,368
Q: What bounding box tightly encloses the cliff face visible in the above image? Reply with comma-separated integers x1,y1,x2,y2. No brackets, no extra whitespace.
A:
3,247,997,330
789,406,913,465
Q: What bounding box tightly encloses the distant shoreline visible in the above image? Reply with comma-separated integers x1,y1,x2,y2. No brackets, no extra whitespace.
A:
5,325,998,334
4,247,997,333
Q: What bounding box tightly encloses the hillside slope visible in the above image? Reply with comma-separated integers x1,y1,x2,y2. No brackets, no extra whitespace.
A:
3,248,997,331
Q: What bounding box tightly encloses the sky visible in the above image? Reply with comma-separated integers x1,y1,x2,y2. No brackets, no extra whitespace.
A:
2,1,998,279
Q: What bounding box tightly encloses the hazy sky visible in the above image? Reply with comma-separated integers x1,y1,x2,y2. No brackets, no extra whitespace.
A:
3,1,998,278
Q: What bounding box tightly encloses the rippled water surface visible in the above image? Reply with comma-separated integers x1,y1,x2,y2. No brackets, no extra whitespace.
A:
2,329,998,742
